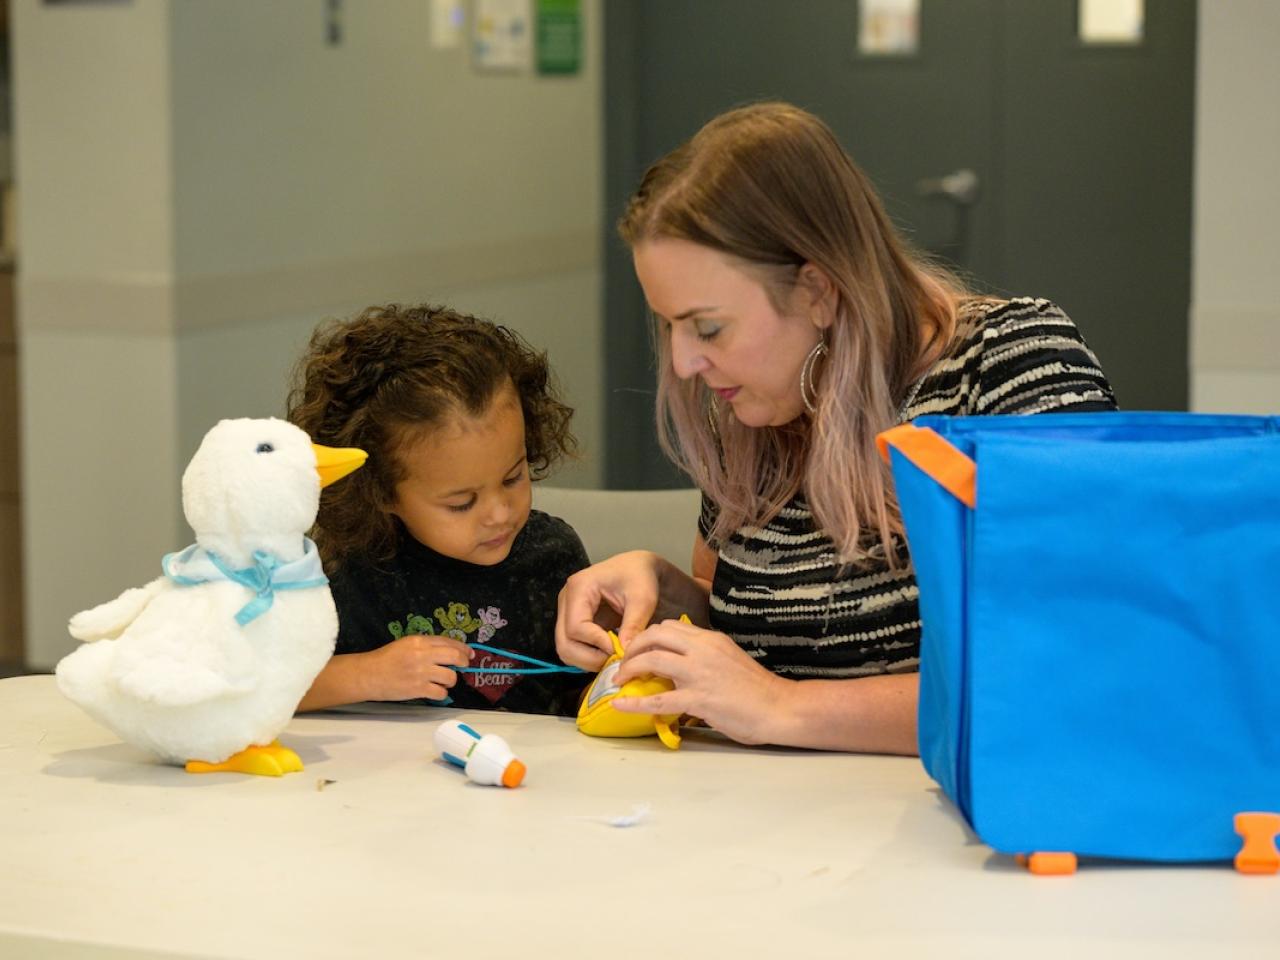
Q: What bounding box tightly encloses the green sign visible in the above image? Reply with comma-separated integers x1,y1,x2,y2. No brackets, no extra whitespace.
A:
536,0,581,75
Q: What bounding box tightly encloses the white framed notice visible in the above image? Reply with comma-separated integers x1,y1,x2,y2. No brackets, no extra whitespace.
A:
858,0,920,57
473,0,533,72
431,0,465,50
1078,0,1144,45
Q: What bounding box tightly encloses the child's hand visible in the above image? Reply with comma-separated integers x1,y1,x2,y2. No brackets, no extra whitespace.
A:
362,635,474,702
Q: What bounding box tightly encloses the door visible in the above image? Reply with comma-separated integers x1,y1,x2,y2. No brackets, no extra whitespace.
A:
604,0,1195,488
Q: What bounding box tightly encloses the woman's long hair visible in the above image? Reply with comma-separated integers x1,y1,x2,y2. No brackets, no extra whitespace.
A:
619,102,966,565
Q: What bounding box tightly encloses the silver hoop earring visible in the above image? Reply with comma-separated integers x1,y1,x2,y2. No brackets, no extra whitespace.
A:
800,341,828,415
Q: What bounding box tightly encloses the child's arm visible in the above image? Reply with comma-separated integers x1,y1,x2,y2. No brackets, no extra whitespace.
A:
296,635,474,711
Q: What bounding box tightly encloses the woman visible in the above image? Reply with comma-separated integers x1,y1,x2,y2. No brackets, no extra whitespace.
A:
555,102,1116,753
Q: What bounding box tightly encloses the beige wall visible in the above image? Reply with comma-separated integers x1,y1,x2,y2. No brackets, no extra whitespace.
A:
14,0,180,671
0,271,21,663
168,2,603,473
14,0,602,670
1190,2,1280,412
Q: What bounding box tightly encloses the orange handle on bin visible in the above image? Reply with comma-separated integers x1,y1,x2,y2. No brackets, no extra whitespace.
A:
876,424,977,508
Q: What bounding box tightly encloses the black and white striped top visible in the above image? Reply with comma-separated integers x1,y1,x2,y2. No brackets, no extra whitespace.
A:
699,297,1117,679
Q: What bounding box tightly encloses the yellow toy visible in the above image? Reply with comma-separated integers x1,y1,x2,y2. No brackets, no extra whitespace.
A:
576,617,686,749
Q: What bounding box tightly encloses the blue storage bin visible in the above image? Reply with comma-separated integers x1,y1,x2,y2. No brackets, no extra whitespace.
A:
879,413,1280,874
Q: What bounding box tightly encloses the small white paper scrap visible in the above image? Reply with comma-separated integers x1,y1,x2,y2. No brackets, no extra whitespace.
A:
573,802,652,828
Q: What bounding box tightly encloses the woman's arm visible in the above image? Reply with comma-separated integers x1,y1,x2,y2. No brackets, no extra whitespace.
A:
689,534,717,619
765,673,918,755
612,620,918,755
655,538,714,628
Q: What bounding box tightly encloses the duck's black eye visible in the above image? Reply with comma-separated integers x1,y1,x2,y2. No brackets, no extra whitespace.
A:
256,442,275,454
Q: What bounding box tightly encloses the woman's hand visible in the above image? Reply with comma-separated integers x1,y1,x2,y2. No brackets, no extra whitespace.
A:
359,634,474,702
554,551,665,671
610,618,791,746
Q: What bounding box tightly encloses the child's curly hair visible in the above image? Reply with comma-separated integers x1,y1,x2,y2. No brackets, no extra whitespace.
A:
287,303,576,570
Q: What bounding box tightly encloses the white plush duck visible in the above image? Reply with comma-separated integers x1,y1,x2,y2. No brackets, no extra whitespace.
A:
56,418,365,776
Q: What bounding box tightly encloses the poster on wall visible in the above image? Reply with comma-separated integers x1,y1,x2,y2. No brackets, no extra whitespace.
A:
431,0,465,49
857,0,920,57
536,0,581,76
473,0,533,72
1078,0,1144,45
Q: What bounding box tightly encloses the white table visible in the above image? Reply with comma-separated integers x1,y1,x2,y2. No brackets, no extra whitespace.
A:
1,675,1276,959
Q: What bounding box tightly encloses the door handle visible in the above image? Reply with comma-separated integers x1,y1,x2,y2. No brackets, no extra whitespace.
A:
916,168,980,206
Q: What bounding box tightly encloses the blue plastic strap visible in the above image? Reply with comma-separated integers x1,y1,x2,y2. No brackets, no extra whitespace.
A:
455,642,585,676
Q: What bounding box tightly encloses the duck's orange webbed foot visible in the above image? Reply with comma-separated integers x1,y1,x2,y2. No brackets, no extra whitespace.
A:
185,741,303,777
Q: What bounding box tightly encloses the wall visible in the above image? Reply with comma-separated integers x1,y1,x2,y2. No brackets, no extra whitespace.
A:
1190,2,1280,412
13,0,602,669
168,1,603,469
13,0,180,671
0,269,19,664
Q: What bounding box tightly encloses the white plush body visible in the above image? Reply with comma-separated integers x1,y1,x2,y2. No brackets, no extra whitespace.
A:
56,418,340,765
57,582,335,764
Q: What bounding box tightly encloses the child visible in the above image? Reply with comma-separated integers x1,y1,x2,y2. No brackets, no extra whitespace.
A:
287,303,590,716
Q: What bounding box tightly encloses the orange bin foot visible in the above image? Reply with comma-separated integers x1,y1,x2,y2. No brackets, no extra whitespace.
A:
1234,812,1280,875
1018,852,1077,876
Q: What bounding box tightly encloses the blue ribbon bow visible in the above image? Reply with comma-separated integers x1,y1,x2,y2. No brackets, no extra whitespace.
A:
162,540,328,627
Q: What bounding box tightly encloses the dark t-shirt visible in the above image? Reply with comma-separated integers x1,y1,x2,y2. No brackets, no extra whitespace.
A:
328,509,590,716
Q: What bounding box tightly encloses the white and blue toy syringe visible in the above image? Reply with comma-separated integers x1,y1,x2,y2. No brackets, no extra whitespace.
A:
433,719,526,788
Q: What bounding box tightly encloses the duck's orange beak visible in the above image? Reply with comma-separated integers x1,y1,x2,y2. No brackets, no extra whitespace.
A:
312,444,367,488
